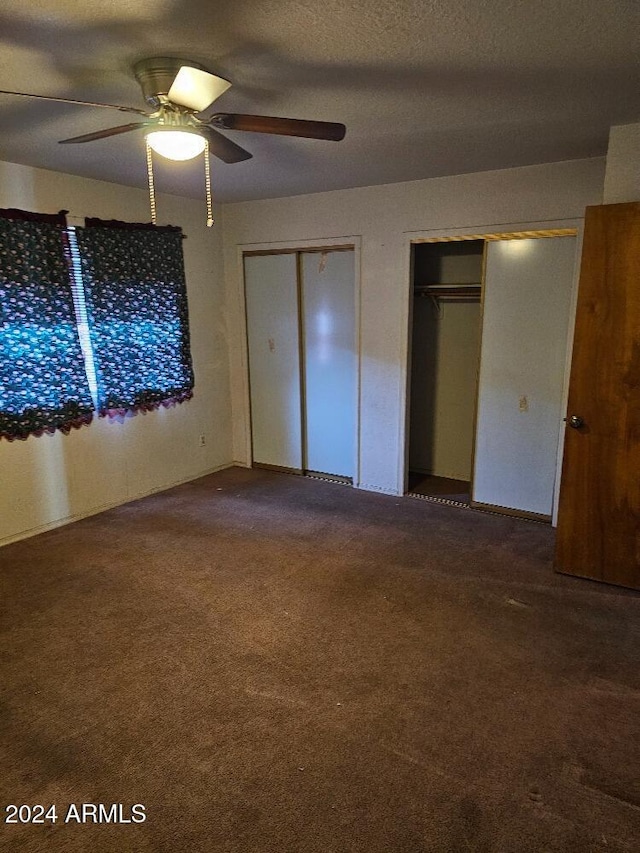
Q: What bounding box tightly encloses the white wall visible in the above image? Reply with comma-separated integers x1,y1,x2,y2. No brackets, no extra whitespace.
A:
0,161,231,545
223,158,605,495
409,299,481,481
603,123,640,204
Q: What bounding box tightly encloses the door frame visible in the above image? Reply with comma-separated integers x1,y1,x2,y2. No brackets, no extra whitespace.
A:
238,237,362,486
399,220,583,523
406,239,486,506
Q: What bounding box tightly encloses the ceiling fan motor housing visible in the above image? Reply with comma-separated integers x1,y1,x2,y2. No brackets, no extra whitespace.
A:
133,57,204,108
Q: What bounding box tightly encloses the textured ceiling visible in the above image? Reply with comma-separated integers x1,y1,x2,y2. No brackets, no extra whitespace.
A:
0,0,638,202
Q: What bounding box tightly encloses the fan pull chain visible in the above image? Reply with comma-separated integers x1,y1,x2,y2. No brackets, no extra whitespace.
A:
204,139,214,227
145,140,157,225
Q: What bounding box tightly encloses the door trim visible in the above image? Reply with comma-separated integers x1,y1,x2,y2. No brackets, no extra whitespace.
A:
411,228,577,243
243,245,355,256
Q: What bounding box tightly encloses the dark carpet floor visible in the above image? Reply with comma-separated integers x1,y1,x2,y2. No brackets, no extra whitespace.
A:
1,467,639,853
407,472,471,504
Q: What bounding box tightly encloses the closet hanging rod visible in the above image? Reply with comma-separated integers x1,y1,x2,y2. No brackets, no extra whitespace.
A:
415,282,482,290
415,283,482,300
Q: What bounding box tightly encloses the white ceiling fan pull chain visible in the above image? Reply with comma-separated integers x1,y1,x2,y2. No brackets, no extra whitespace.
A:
145,140,157,225
204,139,214,227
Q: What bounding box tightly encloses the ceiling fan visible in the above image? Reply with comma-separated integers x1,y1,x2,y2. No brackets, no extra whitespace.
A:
0,57,346,163
0,58,346,225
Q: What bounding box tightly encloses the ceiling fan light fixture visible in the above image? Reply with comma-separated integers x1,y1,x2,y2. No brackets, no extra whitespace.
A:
168,66,232,113
145,128,206,161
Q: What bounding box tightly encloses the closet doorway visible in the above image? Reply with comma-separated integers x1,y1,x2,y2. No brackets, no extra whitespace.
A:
244,247,356,483
406,229,578,520
408,241,484,504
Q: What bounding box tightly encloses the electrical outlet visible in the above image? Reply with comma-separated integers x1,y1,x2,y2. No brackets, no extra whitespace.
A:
199,434,206,446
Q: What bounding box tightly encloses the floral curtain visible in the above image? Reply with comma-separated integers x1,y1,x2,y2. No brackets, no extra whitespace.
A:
0,208,94,441
76,218,194,415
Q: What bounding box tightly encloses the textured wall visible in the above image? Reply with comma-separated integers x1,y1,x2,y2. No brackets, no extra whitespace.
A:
409,299,481,481
222,158,605,495
603,123,640,203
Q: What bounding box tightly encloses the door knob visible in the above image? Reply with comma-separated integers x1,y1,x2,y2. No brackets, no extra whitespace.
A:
567,415,584,429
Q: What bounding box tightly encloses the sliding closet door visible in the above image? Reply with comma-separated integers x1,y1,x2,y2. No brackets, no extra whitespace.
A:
472,236,576,516
301,250,356,478
244,253,303,471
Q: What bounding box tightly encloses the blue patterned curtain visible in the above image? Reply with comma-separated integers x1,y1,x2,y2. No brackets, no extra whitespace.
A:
0,208,94,441
76,218,194,416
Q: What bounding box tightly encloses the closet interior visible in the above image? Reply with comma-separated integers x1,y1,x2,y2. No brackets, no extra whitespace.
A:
407,231,577,520
408,240,483,504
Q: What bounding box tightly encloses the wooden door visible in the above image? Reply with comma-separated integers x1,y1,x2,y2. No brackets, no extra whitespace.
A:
555,202,640,588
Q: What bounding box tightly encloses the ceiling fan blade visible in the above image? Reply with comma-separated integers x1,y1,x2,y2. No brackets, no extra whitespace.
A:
59,123,149,144
200,126,252,163
0,88,147,115
211,113,346,141
168,66,231,112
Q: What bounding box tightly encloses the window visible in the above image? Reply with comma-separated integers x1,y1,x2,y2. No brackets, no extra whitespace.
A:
0,209,94,441
67,226,99,407
0,210,194,441
74,218,194,416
